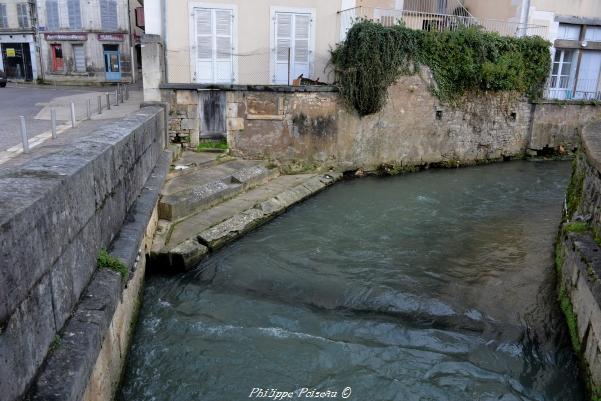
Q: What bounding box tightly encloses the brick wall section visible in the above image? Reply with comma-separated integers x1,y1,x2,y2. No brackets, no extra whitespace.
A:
0,107,165,401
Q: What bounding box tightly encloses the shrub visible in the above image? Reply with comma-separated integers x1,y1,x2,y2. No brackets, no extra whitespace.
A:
330,21,551,116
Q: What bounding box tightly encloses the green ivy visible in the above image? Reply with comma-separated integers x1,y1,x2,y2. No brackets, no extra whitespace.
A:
330,21,551,116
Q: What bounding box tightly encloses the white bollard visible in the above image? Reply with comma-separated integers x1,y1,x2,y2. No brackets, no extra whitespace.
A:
70,102,76,127
51,109,57,139
20,116,29,153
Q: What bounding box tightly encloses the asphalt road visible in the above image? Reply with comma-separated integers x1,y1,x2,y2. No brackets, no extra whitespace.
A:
0,84,110,151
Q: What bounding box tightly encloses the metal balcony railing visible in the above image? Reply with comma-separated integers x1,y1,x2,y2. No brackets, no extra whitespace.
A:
545,78,601,101
337,5,548,41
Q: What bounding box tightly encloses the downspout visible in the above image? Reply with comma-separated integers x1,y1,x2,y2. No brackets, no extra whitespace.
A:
519,0,531,37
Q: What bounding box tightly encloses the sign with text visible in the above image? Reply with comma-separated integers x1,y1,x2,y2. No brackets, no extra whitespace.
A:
98,33,124,42
45,33,87,41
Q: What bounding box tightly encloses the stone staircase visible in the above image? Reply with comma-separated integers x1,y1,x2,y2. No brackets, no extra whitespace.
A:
149,150,342,272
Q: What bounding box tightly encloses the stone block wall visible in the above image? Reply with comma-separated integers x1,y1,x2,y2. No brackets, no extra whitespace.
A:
557,122,601,393
0,107,165,401
530,102,601,153
225,74,534,171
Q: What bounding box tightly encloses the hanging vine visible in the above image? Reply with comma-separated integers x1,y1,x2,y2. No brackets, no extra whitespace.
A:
330,21,551,116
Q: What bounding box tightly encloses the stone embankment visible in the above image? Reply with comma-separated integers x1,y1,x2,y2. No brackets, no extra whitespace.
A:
149,151,341,272
0,106,169,401
556,121,601,397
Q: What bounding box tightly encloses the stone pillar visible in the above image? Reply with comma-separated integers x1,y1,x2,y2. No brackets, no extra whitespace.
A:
141,34,165,102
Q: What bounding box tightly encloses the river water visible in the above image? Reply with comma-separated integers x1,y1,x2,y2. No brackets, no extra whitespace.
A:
119,161,585,401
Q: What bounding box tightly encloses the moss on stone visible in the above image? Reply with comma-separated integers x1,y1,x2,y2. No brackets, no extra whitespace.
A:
559,285,581,355
566,156,585,219
563,221,590,234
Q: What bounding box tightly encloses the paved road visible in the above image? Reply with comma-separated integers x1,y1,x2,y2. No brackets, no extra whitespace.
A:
0,83,138,152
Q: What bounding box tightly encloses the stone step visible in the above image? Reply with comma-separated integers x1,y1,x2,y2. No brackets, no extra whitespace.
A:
149,172,342,272
158,160,279,221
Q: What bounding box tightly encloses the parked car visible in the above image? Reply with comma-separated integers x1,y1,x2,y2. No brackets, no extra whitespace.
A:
0,70,6,87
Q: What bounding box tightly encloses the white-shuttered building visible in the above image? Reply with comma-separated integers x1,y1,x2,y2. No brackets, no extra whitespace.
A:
36,0,138,84
0,0,39,81
149,0,349,85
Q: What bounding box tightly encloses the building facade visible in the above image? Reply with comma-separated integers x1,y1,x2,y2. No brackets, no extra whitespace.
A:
0,0,39,81
462,0,601,100
36,0,135,84
148,0,349,85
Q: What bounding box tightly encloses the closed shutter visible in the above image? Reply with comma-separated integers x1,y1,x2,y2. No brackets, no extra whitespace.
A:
194,8,233,83
46,0,59,30
273,12,312,84
274,13,292,84
68,0,82,29
73,44,85,72
214,9,233,82
293,14,310,82
100,0,118,30
0,5,7,29
17,4,29,28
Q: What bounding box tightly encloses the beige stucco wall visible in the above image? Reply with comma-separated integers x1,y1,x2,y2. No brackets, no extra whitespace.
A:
166,0,343,84
463,0,519,22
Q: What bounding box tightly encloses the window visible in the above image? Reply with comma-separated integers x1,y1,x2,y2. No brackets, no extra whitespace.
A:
194,7,234,83
51,44,63,72
67,0,81,29
100,0,118,30
272,11,312,84
0,4,7,29
585,26,601,42
72,44,85,72
17,3,29,28
549,49,576,99
46,0,59,30
558,23,580,40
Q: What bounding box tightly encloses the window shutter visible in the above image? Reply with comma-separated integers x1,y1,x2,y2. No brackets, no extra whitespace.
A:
73,45,85,72
67,0,81,29
195,8,213,82
214,9,233,82
0,5,7,29
100,0,118,30
17,4,29,28
293,14,310,76
46,0,59,30
274,13,292,84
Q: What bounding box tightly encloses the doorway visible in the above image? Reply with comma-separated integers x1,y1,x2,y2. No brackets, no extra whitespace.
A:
103,44,121,81
1,43,33,81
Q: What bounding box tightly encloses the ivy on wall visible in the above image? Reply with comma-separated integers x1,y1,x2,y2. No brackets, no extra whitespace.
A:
330,21,551,116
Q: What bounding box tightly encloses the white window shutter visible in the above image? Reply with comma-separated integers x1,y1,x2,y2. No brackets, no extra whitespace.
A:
215,9,233,83
293,14,310,80
195,8,213,82
274,13,292,84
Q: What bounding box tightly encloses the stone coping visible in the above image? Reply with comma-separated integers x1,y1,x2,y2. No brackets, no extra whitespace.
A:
581,121,601,173
159,83,338,93
27,150,171,401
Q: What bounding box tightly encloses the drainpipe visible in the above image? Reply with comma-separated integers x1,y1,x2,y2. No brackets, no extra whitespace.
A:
519,0,531,37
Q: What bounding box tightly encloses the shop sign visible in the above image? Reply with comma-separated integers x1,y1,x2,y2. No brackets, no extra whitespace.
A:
45,33,87,41
98,34,124,41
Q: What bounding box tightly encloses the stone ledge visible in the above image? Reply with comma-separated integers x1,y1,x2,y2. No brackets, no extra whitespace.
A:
26,150,171,401
160,83,338,93
582,121,601,174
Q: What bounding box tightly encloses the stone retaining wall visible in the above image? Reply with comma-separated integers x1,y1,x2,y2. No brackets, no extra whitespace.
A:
0,107,166,401
557,122,601,395
161,74,598,171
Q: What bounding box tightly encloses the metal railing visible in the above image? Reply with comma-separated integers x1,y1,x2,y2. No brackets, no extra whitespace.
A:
544,78,601,101
337,6,548,40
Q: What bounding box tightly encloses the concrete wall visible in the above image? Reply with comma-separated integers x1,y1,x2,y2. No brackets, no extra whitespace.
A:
0,106,165,401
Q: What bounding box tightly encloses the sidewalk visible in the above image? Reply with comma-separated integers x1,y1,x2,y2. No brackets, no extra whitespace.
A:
0,90,143,165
